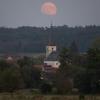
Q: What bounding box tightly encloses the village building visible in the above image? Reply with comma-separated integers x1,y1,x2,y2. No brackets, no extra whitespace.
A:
44,43,60,69
41,24,60,80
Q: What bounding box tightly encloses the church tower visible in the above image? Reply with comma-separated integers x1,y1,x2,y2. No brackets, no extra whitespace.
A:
46,44,57,57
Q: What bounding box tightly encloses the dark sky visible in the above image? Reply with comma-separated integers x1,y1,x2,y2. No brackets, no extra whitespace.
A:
0,0,100,27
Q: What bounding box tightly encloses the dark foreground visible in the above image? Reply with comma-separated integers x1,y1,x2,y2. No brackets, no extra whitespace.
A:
0,94,100,100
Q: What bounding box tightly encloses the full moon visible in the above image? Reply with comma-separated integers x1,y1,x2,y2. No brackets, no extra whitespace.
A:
41,2,57,16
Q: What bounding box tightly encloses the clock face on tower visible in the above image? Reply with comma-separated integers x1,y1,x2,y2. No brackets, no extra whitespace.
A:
46,45,57,57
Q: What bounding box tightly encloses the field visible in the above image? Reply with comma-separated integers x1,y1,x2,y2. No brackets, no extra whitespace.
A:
0,94,100,100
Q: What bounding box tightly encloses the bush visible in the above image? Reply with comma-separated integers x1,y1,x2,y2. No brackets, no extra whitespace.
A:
40,83,52,94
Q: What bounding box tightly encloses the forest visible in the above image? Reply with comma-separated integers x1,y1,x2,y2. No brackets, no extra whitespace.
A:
0,25,100,53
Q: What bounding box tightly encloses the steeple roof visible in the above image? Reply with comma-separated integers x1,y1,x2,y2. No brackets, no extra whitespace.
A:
45,51,59,61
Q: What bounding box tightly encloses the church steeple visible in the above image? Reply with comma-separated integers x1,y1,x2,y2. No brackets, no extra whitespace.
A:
46,21,57,57
48,21,55,46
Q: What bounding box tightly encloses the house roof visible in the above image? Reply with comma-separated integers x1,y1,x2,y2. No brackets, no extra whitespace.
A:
44,51,59,61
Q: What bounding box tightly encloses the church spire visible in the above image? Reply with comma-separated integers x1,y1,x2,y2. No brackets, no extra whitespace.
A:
46,21,57,57
50,20,53,28
48,21,55,46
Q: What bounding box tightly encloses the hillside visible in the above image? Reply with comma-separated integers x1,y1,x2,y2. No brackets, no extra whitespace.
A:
0,25,100,53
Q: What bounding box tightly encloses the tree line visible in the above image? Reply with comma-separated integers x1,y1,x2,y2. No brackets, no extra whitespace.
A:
0,25,100,53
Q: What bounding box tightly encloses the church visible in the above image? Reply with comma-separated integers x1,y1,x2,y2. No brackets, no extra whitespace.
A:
44,42,60,69
41,25,60,80
41,42,60,80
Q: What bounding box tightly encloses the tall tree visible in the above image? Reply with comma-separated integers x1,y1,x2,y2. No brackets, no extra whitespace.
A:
69,40,79,56
0,65,24,92
54,48,74,94
17,57,41,88
69,40,80,65
92,37,100,49
85,48,100,93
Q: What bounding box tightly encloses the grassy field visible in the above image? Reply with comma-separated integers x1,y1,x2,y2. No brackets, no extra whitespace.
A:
0,93,100,100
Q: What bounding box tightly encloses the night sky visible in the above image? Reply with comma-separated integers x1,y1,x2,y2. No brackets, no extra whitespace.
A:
0,0,100,27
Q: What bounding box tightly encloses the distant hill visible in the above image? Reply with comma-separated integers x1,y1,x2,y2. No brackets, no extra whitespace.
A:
0,25,100,53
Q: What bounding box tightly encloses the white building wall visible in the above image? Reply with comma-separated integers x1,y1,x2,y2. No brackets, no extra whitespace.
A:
44,61,60,68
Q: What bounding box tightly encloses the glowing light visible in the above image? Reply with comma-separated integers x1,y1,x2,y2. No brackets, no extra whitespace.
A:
41,2,57,16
